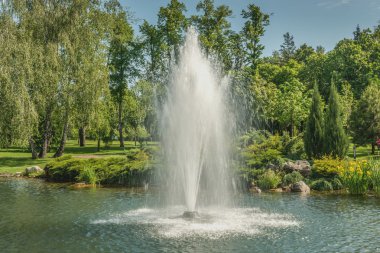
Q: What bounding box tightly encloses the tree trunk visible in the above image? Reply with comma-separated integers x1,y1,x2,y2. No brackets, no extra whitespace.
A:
118,101,124,148
79,127,85,147
97,135,101,152
39,109,52,158
54,113,69,158
29,138,38,159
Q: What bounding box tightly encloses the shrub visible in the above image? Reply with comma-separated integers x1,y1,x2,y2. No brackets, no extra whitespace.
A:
310,179,333,191
76,167,97,185
312,156,343,178
44,150,153,186
331,177,344,190
367,159,380,195
338,160,369,195
256,170,281,190
282,171,303,186
283,133,307,160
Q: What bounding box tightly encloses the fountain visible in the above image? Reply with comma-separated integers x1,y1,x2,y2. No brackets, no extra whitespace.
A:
161,28,231,215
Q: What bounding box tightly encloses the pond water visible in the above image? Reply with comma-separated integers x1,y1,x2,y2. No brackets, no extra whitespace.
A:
1,178,379,253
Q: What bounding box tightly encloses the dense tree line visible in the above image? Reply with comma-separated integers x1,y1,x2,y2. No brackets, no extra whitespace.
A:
1,0,380,158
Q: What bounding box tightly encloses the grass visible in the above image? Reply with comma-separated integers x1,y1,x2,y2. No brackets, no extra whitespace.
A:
0,139,157,174
347,143,380,160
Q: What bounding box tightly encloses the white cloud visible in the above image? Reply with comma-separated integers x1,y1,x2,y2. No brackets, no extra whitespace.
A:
318,0,352,9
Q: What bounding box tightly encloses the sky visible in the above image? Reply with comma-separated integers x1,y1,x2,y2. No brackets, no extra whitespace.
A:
122,0,380,56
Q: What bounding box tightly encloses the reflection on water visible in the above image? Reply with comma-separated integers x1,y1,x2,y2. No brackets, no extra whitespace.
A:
1,178,380,253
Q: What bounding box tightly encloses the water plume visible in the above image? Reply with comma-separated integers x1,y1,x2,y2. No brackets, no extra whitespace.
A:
160,28,231,212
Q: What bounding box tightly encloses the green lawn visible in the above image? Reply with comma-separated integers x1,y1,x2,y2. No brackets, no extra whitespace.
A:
0,139,157,174
347,143,380,160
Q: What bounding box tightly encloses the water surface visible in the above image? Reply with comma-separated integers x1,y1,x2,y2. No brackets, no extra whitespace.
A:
0,178,379,253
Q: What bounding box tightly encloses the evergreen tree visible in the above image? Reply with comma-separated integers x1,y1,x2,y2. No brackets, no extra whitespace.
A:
304,84,324,159
280,32,296,62
324,81,349,158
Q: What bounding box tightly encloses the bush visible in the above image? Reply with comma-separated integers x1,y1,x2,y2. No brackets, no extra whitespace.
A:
312,156,343,178
338,160,369,195
331,177,344,190
367,159,380,195
310,179,333,191
44,150,153,186
256,170,281,190
282,171,303,186
77,167,97,185
282,133,307,160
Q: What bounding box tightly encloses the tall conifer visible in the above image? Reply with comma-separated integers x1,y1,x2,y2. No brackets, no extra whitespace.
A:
324,81,349,158
304,84,324,159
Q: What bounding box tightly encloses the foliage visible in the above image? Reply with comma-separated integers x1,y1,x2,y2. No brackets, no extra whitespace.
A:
338,160,369,195
366,159,380,195
350,80,380,153
256,170,281,190
324,82,349,158
241,4,270,71
282,171,303,186
331,177,344,190
239,130,285,169
304,84,324,159
76,167,98,185
310,179,333,191
45,149,152,186
312,156,344,178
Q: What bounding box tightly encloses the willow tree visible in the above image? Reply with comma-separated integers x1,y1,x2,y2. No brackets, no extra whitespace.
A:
52,0,109,157
0,6,36,150
304,84,324,159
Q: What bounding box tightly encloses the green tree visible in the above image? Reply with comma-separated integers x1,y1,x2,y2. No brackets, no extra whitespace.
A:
192,0,232,70
158,0,187,65
304,84,324,159
107,1,141,147
324,82,349,158
280,32,296,63
241,4,270,71
350,80,380,154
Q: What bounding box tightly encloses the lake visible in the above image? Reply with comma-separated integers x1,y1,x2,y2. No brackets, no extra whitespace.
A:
0,178,379,253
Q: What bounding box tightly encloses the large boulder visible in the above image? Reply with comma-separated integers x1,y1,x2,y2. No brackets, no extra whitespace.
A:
283,160,311,177
291,181,310,194
24,166,43,176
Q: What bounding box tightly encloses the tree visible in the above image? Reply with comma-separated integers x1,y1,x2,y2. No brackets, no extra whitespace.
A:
107,1,140,147
241,4,270,71
294,43,315,63
324,82,349,158
304,84,324,159
276,78,311,136
192,0,232,70
157,0,187,65
280,32,296,63
350,80,380,154
0,7,37,150
140,20,166,83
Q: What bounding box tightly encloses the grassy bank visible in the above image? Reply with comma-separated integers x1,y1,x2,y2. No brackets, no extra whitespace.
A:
0,140,157,174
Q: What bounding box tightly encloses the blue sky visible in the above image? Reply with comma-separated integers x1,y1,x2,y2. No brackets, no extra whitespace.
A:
122,0,380,56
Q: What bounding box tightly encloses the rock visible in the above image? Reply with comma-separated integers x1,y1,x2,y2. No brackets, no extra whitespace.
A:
15,172,22,177
282,186,291,192
24,166,43,176
250,186,262,193
269,188,283,192
291,181,310,194
283,160,311,177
